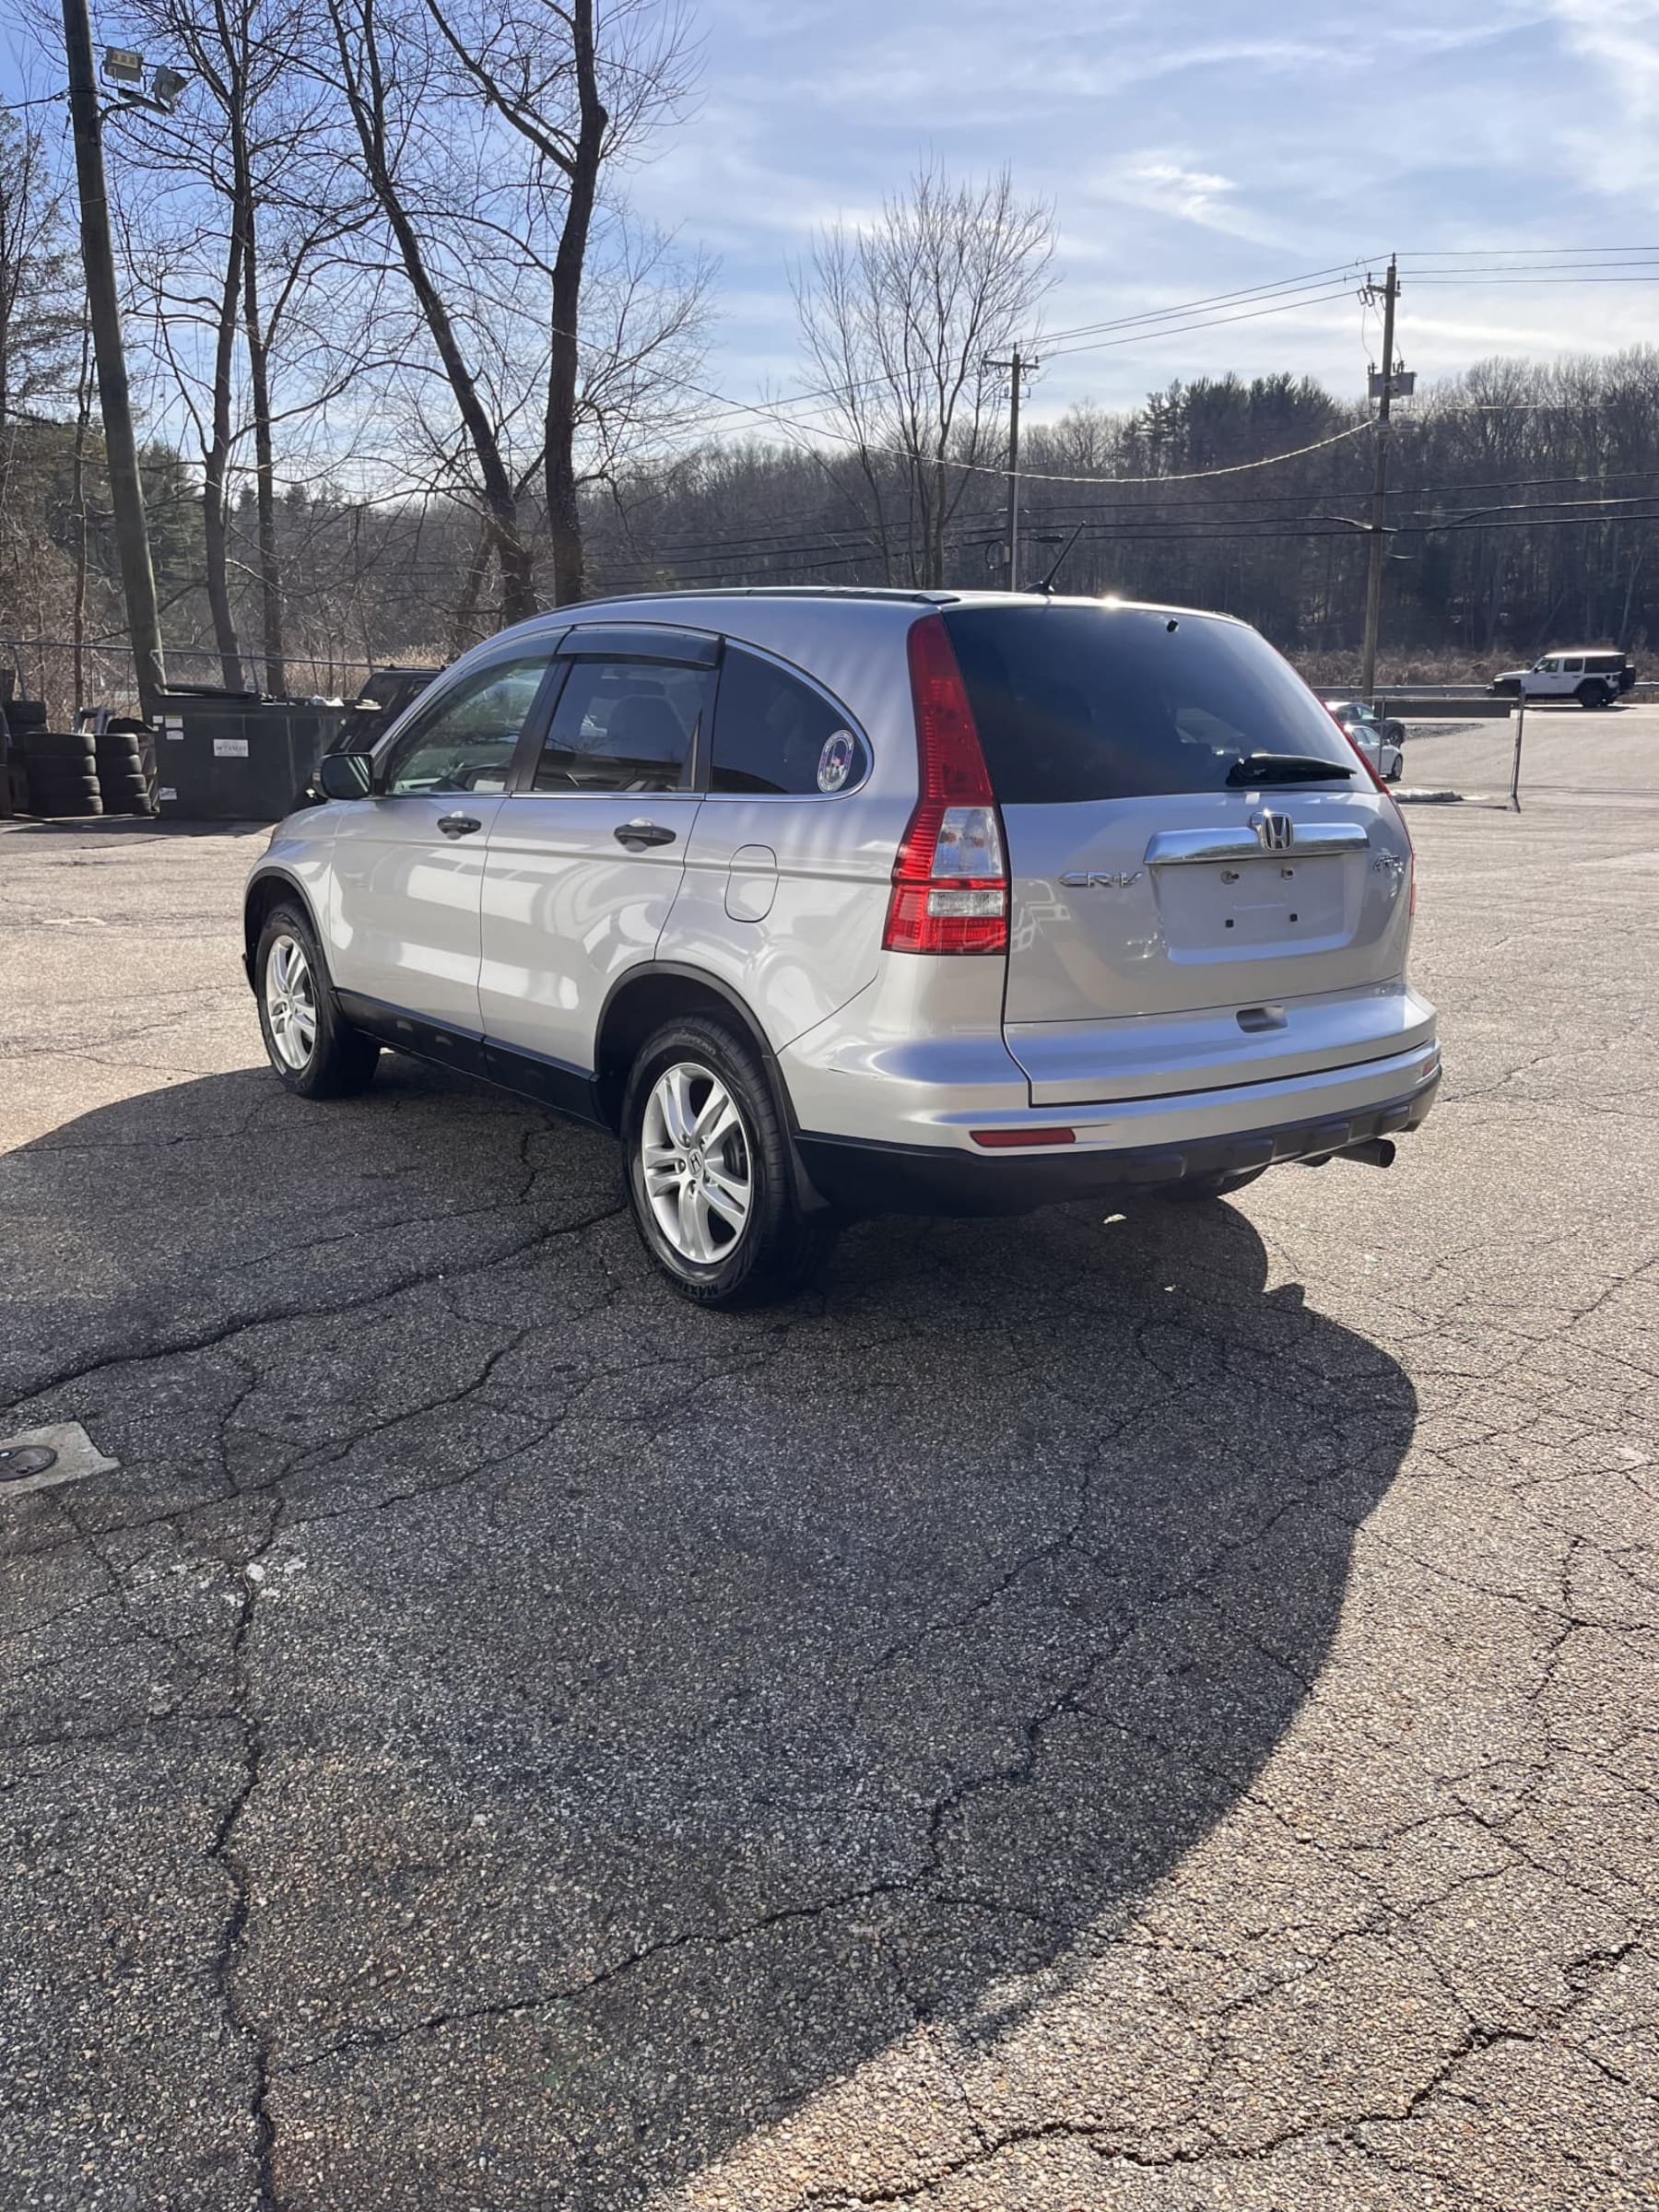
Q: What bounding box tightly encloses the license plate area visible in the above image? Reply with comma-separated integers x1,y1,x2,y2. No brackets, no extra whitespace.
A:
1159,854,1346,957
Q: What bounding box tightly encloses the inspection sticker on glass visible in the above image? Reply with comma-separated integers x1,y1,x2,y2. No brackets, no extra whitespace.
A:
213,737,250,758
817,731,855,793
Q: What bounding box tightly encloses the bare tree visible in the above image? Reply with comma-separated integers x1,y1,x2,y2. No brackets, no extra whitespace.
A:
795,161,1054,587
321,0,539,622
0,104,85,668
417,0,698,602
0,107,79,435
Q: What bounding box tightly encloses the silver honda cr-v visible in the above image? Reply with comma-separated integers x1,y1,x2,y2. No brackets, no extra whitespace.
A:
243,589,1440,1305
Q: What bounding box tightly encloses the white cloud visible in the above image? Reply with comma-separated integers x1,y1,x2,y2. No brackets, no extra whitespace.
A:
1542,0,1659,194
1085,155,1286,244
618,0,1659,427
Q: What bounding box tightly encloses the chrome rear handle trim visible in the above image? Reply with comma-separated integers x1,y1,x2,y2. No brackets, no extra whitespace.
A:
1147,822,1370,866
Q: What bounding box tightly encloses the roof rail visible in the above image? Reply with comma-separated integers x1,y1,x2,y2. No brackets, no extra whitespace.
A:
568,585,959,610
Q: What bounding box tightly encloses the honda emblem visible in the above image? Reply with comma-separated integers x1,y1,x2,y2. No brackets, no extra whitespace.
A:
1250,811,1295,852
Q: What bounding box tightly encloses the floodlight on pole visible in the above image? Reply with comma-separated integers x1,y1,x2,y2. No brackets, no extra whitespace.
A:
147,65,189,112
100,45,191,114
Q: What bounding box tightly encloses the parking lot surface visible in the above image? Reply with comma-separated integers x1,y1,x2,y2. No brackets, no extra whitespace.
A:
2,708,1656,2209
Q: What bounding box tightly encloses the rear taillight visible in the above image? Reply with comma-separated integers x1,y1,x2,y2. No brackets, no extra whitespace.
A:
1329,708,1415,914
885,617,1008,955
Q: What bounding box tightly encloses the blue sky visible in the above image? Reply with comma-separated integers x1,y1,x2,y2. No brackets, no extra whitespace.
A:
621,0,1659,427
9,0,1659,436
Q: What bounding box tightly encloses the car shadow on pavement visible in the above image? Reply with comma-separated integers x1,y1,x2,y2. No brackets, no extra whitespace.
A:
1,1060,1416,2210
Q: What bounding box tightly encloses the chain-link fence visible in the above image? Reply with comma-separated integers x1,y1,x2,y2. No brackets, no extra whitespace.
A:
2,635,378,729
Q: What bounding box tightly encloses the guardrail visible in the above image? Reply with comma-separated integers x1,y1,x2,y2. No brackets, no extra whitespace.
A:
1374,695,1515,721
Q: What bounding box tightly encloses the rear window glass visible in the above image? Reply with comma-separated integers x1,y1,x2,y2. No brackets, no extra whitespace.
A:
942,605,1359,804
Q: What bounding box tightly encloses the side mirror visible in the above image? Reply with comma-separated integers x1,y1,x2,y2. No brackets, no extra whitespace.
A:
317,750,374,800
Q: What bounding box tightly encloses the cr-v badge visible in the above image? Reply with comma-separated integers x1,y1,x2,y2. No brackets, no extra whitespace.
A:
1060,869,1145,889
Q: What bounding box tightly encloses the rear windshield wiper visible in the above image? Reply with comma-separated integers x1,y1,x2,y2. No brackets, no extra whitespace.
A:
1225,752,1356,786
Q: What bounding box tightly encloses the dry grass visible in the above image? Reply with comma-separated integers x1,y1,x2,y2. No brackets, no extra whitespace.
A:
1291,648,1514,688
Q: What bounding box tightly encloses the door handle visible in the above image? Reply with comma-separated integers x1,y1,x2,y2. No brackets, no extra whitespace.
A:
614,820,677,850
437,814,482,839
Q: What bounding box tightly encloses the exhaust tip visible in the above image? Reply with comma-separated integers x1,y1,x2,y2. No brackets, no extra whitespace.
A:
1339,1136,1396,1169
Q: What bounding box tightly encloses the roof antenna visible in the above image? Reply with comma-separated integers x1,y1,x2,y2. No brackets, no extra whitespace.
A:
1029,523,1084,596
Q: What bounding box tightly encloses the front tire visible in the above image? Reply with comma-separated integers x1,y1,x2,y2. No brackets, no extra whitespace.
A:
254,903,380,1099
621,1015,837,1307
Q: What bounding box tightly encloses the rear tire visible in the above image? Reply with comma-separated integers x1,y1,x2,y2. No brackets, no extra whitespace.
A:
1159,1166,1268,1206
621,1014,837,1307
254,902,380,1100
1577,678,1610,709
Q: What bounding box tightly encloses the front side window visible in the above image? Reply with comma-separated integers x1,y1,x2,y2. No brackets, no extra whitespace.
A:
384,654,553,796
711,648,869,795
533,660,714,793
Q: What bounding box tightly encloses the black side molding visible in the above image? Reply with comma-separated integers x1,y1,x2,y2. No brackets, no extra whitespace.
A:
335,990,606,1126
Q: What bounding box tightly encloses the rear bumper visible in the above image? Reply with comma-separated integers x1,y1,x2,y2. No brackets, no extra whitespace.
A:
797,1066,1441,1218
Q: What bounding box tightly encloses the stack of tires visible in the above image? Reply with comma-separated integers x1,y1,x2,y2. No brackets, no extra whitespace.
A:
93,719,157,817
18,719,104,818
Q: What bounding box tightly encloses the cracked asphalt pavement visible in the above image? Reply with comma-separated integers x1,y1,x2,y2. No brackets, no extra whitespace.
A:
2,708,1656,2210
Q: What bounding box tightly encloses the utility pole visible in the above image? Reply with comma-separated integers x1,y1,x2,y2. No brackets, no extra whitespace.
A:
986,349,1036,590
1359,256,1398,704
62,0,167,723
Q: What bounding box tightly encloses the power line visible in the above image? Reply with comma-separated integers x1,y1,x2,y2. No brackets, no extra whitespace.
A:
1041,286,1363,361
1036,262,1375,346
593,495,1659,594
582,467,1659,576
666,382,1378,486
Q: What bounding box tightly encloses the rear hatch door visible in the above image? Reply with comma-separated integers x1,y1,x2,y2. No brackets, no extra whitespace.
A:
944,603,1421,1106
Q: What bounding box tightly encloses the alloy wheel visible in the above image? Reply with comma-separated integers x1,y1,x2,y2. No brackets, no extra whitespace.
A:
265,934,318,1071
641,1061,753,1265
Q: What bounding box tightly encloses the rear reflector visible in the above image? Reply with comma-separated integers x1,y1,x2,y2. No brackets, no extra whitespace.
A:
885,618,1008,955
971,1127,1077,1148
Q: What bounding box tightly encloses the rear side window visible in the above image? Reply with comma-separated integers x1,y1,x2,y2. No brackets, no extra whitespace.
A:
944,606,1362,804
533,659,714,793
711,648,868,796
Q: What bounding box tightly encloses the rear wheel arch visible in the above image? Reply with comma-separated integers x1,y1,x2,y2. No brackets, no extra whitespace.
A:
594,965,783,1134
